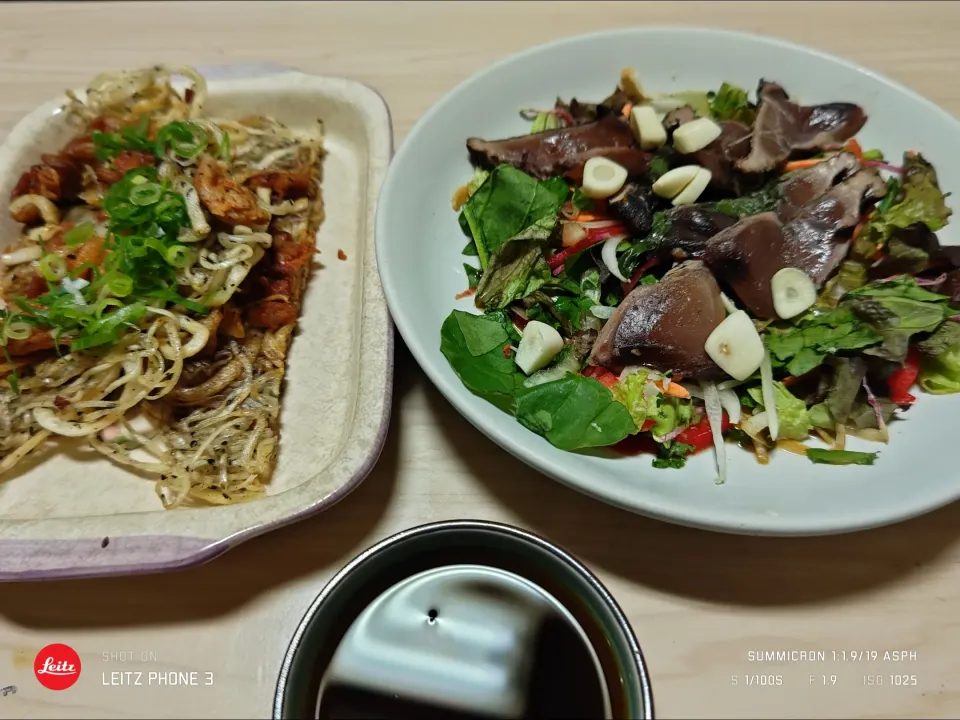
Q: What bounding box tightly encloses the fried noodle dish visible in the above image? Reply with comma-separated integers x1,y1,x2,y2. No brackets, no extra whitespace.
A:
0,65,324,507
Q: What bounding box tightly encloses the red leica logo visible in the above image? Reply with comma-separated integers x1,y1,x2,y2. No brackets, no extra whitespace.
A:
34,644,81,690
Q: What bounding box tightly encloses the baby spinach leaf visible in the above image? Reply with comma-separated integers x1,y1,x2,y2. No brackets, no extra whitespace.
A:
440,310,526,412
460,165,569,269
515,375,637,451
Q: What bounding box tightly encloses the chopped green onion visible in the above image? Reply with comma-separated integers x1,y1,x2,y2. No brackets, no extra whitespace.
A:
164,245,193,268
6,372,19,395
145,288,207,314
63,222,95,247
129,182,163,206
106,273,134,298
94,297,124,318
3,320,33,341
39,254,67,282
157,122,209,159
219,130,231,161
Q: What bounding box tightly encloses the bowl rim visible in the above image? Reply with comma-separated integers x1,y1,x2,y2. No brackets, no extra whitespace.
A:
375,26,960,536
273,519,655,719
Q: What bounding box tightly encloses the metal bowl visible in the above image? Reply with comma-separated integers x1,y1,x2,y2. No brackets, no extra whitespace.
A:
274,520,654,719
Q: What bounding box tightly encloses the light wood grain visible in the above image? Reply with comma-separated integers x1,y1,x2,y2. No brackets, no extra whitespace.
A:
1,2,959,718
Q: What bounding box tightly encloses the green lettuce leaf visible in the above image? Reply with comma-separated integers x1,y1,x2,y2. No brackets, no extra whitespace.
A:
852,153,952,258
708,82,756,124
611,370,692,436
917,320,960,394
767,277,951,373
746,381,811,440
475,232,554,310
515,375,637,450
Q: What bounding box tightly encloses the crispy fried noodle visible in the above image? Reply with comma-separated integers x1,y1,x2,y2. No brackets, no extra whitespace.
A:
0,65,324,508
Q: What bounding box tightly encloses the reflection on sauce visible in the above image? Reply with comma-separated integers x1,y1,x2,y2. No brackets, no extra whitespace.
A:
318,614,605,720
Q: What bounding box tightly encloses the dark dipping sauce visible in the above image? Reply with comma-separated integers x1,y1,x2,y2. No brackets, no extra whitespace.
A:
317,613,606,720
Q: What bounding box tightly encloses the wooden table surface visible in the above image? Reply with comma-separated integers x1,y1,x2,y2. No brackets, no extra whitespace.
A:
1,2,959,718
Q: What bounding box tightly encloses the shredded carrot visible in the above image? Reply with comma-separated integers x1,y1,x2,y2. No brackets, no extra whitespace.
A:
573,212,605,222
656,379,690,399
782,158,824,172
455,287,477,300
844,138,864,161
621,103,634,119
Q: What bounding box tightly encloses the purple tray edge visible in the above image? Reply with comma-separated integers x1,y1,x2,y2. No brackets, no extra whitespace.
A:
0,83,396,582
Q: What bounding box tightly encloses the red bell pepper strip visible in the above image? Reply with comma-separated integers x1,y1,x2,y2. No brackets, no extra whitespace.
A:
888,348,921,404
622,256,660,295
547,223,627,275
582,365,620,389
674,413,732,453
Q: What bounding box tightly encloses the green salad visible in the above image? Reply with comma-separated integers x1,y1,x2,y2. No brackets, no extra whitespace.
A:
441,71,960,482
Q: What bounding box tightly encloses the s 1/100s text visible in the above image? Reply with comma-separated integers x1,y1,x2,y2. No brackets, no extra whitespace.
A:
732,675,783,686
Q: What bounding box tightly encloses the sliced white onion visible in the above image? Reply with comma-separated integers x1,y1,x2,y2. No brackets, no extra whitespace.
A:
601,235,629,282
562,222,587,248
680,382,704,399
701,381,727,485
742,411,769,437
1,245,42,266
760,348,779,441
718,387,742,425
590,305,615,320
619,365,644,381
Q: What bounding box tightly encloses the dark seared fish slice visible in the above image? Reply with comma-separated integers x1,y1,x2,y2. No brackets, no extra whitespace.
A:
775,152,860,221
704,168,887,318
466,114,649,181
737,81,867,174
589,260,726,379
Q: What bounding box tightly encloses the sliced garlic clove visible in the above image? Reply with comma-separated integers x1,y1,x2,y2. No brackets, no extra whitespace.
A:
672,117,723,154
652,165,700,199
671,167,712,206
704,310,765,381
771,267,817,319
515,320,565,375
581,157,629,199
629,105,667,150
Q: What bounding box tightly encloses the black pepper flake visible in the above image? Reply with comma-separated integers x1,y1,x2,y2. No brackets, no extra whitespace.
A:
66,254,76,260
190,440,198,447
101,537,110,548
221,441,227,446
207,459,215,465
221,492,230,500
160,474,167,480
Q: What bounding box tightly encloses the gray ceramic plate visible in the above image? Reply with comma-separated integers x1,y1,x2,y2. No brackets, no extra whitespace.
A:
0,64,394,579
